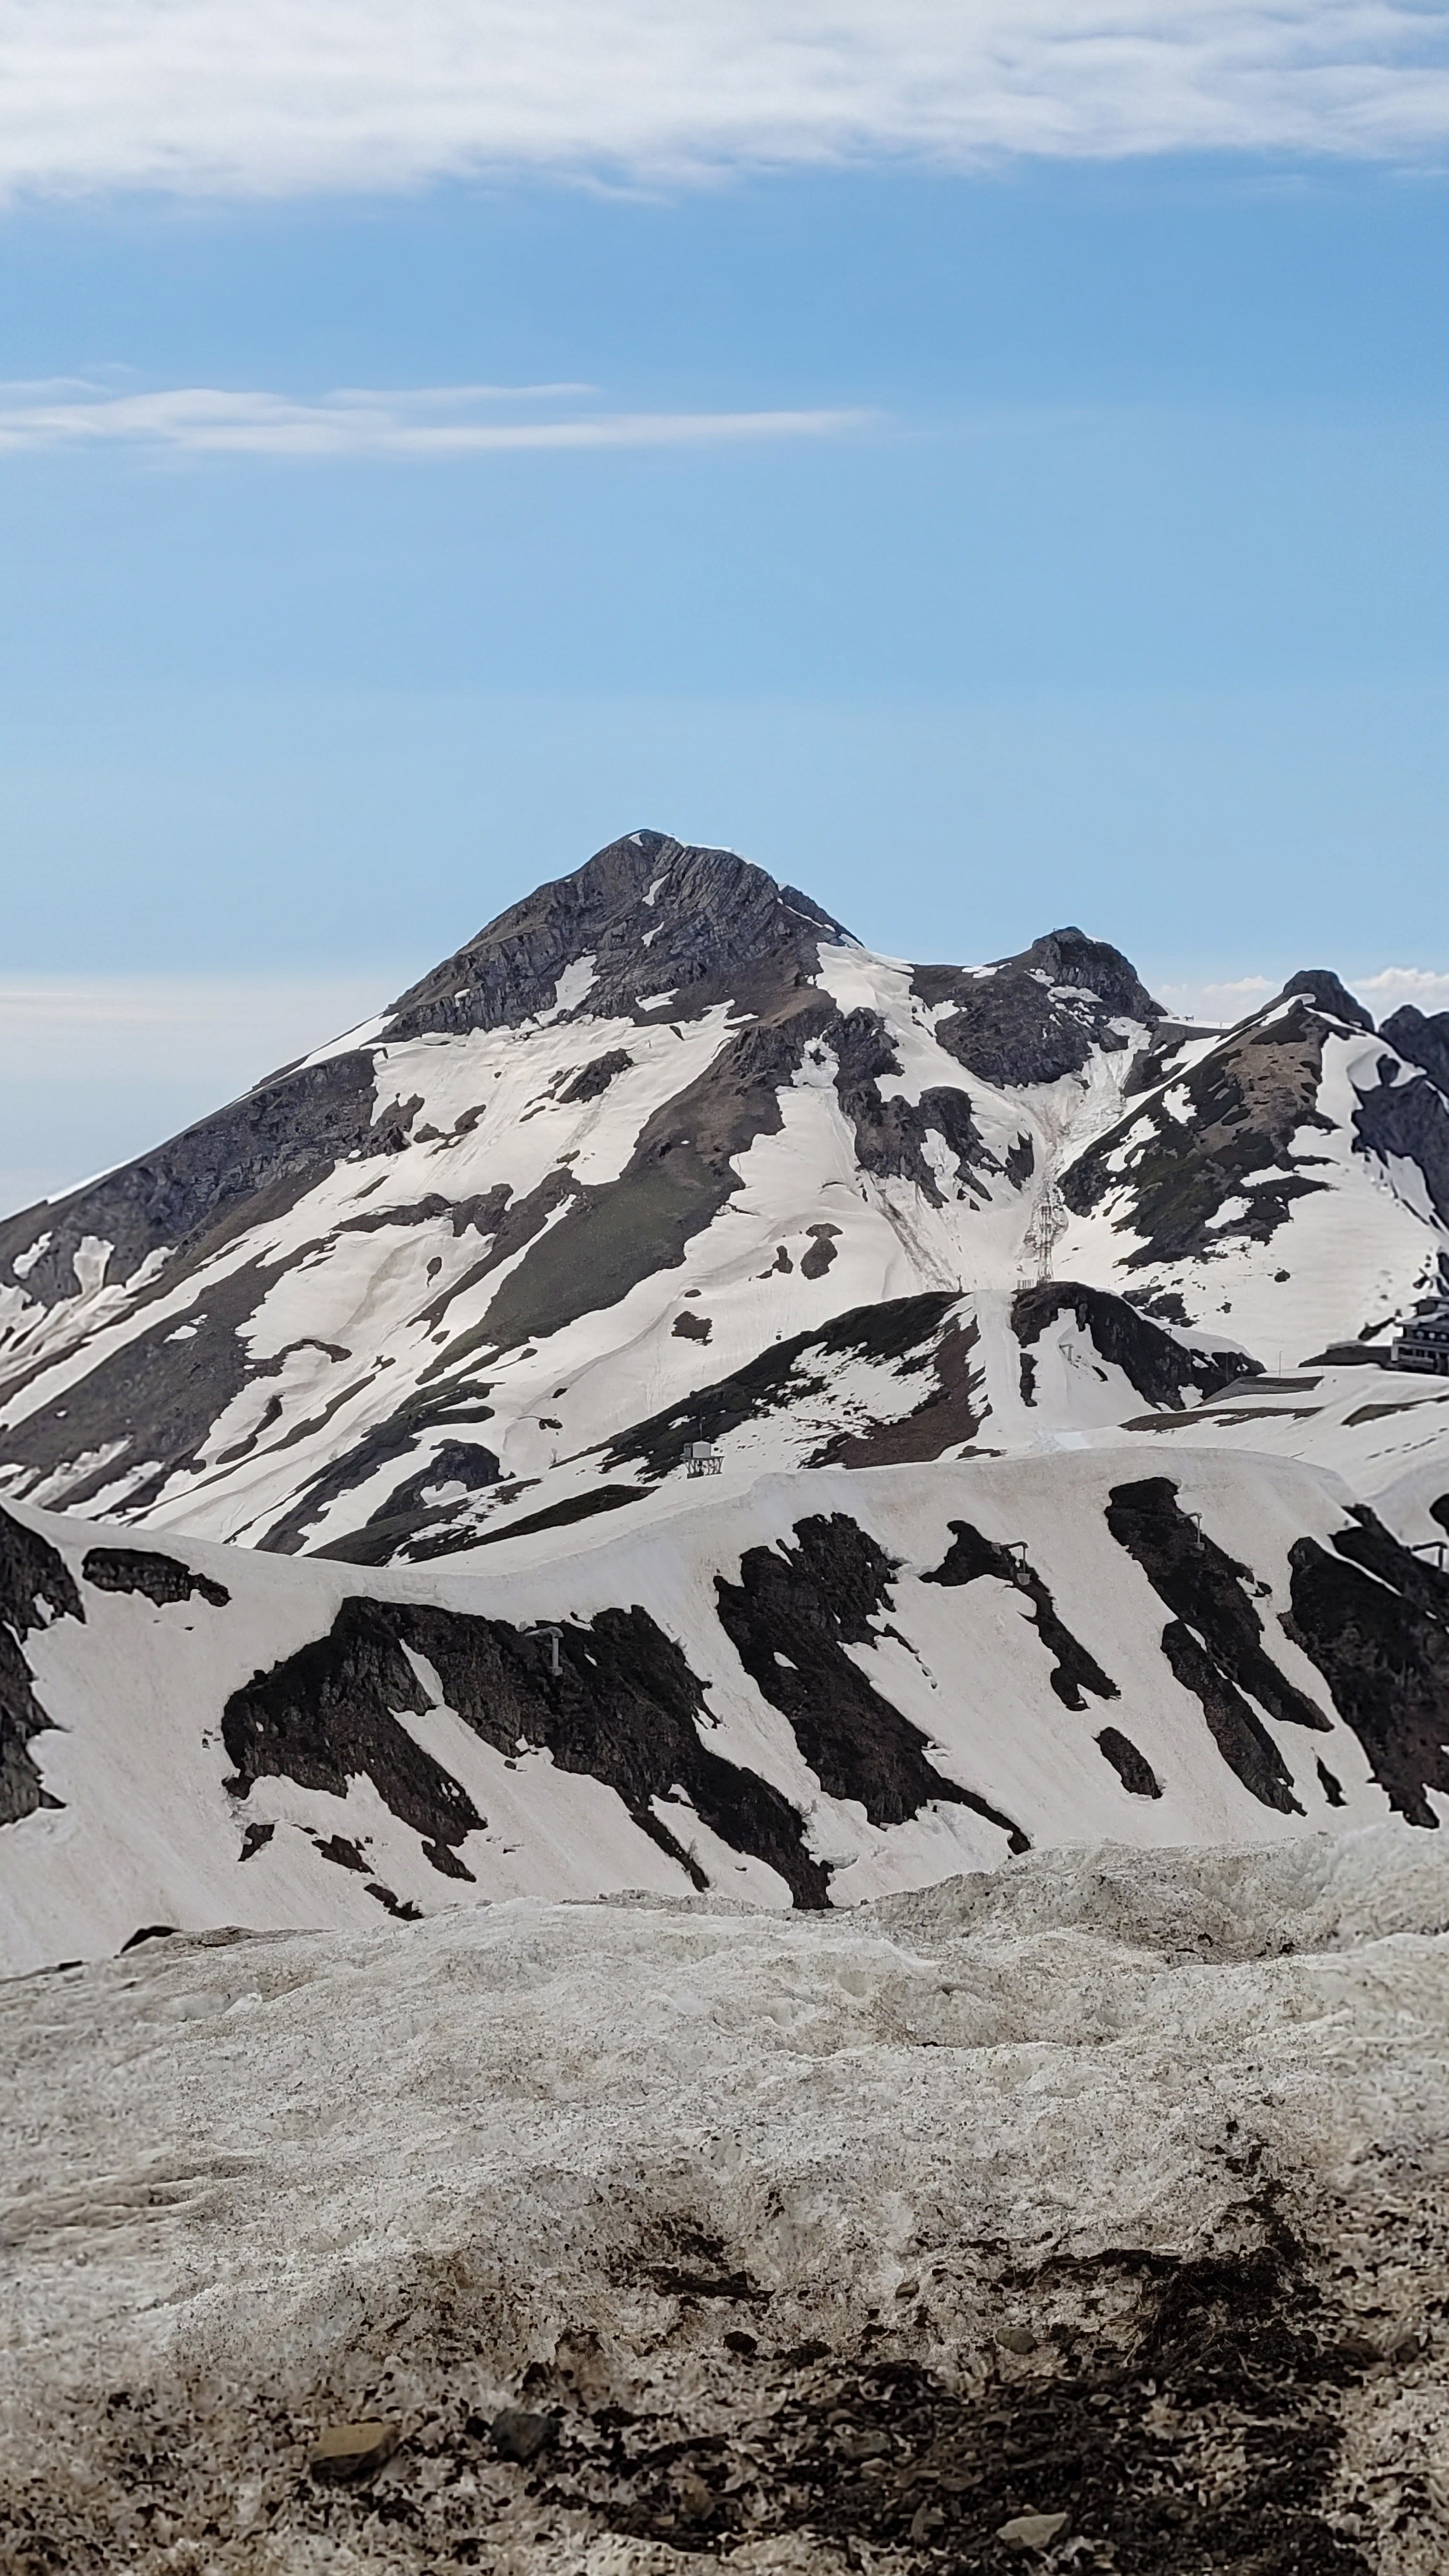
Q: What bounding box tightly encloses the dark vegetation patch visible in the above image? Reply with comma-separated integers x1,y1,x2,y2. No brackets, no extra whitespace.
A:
1012,1281,1259,1411
82,1547,229,1609
0,1503,83,1825
558,1049,633,1104
604,1293,960,1483
716,1514,1029,1850
1105,1478,1327,1815
1062,1000,1336,1265
223,1590,831,1906
1096,1726,1162,1796
1284,1505,1449,1827
922,1520,1119,1712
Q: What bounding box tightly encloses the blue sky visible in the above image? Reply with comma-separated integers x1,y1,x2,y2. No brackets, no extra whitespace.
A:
3,2,1448,1207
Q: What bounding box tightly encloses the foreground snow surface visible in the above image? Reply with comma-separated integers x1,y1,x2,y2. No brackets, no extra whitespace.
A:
5,1827,1449,2572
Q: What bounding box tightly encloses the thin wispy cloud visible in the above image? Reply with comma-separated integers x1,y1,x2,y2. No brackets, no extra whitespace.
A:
0,382,871,460
1158,966,1449,1026
0,1,1446,201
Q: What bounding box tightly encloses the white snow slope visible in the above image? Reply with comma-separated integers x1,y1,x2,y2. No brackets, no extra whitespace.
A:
4,1827,1449,2572
5,1442,1449,1979
1,835,1446,1565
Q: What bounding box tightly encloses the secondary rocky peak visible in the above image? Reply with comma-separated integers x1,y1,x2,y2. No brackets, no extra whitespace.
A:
1380,1004,1449,1095
385,832,857,1042
1276,970,1374,1032
912,924,1160,1090
1016,927,1162,1023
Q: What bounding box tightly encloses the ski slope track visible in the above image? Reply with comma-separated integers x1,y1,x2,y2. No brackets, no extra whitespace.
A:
3,832,1446,1568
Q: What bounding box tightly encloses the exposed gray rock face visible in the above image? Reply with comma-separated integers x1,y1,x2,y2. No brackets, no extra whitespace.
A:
1061,995,1340,1262
0,1048,383,1319
0,1502,83,1824
1380,1004,1449,1095
1011,1281,1259,1410
385,831,852,1038
1278,969,1375,1032
1353,1069,1449,1229
914,926,1161,1088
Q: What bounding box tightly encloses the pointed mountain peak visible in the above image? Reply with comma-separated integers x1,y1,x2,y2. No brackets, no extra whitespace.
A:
1275,970,1374,1032
1011,926,1162,1023
385,832,857,1041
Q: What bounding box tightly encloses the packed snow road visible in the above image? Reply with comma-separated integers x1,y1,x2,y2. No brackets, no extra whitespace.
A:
3,1825,1449,2572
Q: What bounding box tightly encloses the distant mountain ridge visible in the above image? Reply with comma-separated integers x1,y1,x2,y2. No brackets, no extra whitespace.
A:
1,829,1446,1567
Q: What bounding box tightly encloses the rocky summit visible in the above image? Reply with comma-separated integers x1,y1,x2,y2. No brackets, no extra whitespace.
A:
1,831,1446,1574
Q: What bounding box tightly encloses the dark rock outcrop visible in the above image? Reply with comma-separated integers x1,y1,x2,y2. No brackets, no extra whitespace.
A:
921,1520,1119,1712
1096,1727,1163,1797
1353,1071,1449,1229
1,1504,84,1825
916,928,1160,1089
386,833,852,1041
1379,1005,1449,1096
1105,1477,1326,1814
717,1514,1029,1849
1277,971,1374,1032
1011,1282,1259,1411
1284,1508,1449,1828
82,1547,230,1609
602,1294,964,1482
1062,1000,1337,1266
224,1588,832,1906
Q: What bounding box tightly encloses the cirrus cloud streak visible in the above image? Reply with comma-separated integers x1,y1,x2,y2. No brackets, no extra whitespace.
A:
0,1,1447,201
0,381,873,460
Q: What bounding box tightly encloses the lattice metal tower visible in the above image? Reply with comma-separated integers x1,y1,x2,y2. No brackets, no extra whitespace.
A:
1027,1182,1068,1284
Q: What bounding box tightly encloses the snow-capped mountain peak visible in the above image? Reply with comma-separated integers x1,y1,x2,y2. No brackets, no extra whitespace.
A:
0,834,1445,1569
